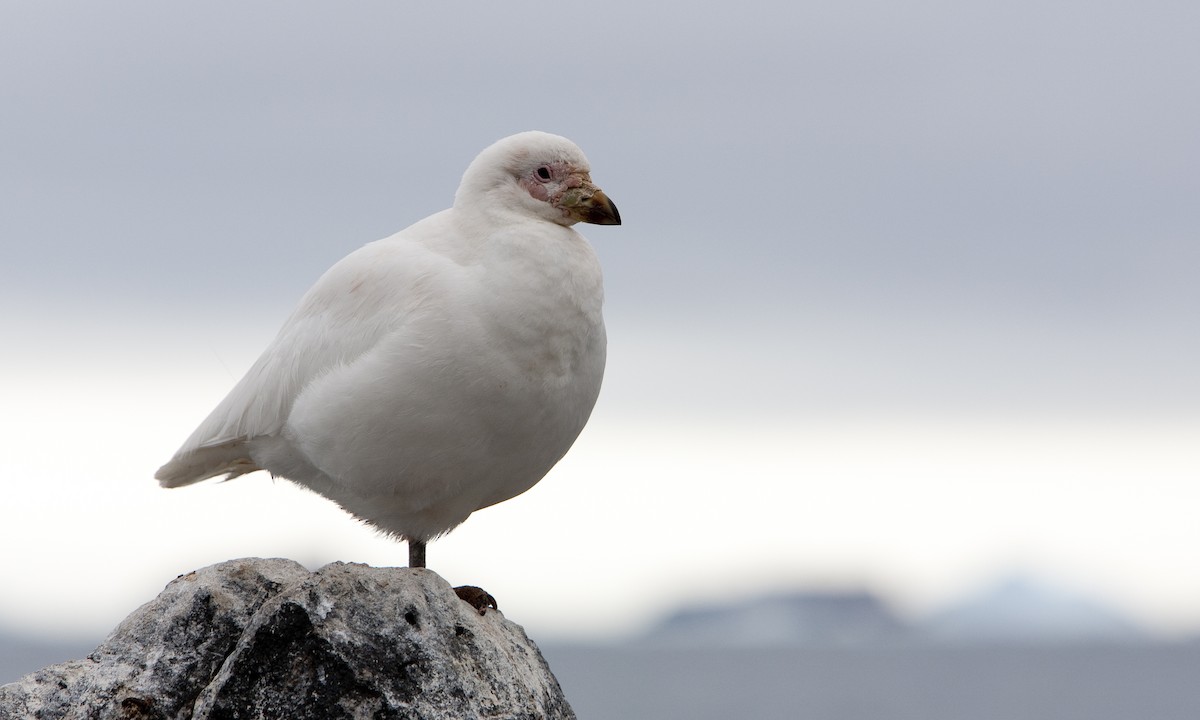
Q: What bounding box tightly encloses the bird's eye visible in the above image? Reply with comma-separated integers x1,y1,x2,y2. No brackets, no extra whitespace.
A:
536,166,552,182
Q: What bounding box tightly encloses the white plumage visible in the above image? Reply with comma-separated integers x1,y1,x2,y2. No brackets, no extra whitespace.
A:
157,131,619,566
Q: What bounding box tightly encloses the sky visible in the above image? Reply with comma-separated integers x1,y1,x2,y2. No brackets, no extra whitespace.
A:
1,1,1198,643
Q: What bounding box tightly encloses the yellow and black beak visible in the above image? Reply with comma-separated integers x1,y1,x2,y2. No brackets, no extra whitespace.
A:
560,182,621,226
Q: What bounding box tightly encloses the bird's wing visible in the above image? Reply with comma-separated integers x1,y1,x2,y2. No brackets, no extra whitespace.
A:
157,213,458,486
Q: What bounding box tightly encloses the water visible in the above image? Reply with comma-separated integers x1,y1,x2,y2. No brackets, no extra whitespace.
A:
7,637,1198,718
542,643,1200,720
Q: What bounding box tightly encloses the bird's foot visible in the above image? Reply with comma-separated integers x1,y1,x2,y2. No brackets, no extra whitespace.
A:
454,585,498,615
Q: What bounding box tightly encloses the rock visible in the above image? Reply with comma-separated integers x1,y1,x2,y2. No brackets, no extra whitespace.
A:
0,558,575,719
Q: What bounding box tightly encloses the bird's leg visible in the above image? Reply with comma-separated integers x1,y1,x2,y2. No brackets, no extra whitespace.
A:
408,539,426,568
405,536,495,614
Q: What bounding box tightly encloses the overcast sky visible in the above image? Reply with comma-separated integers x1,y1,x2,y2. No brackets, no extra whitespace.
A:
2,1,1198,643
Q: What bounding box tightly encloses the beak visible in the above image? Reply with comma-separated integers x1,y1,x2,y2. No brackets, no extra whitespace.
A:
560,182,621,226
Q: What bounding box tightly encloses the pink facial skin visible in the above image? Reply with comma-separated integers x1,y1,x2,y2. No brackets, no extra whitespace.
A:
519,161,587,207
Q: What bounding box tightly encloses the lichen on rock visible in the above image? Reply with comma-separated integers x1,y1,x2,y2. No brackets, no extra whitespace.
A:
0,558,575,720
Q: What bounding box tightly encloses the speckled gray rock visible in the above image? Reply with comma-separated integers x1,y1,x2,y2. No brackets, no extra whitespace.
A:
0,558,575,720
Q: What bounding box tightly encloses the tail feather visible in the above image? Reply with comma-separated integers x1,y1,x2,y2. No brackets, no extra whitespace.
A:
155,441,262,488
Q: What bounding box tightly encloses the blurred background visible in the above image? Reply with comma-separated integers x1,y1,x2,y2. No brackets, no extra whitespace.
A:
2,1,1198,717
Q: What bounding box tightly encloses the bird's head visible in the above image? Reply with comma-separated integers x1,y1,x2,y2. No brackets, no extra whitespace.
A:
456,131,621,228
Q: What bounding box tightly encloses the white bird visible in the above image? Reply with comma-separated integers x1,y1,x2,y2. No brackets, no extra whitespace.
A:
157,131,619,575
